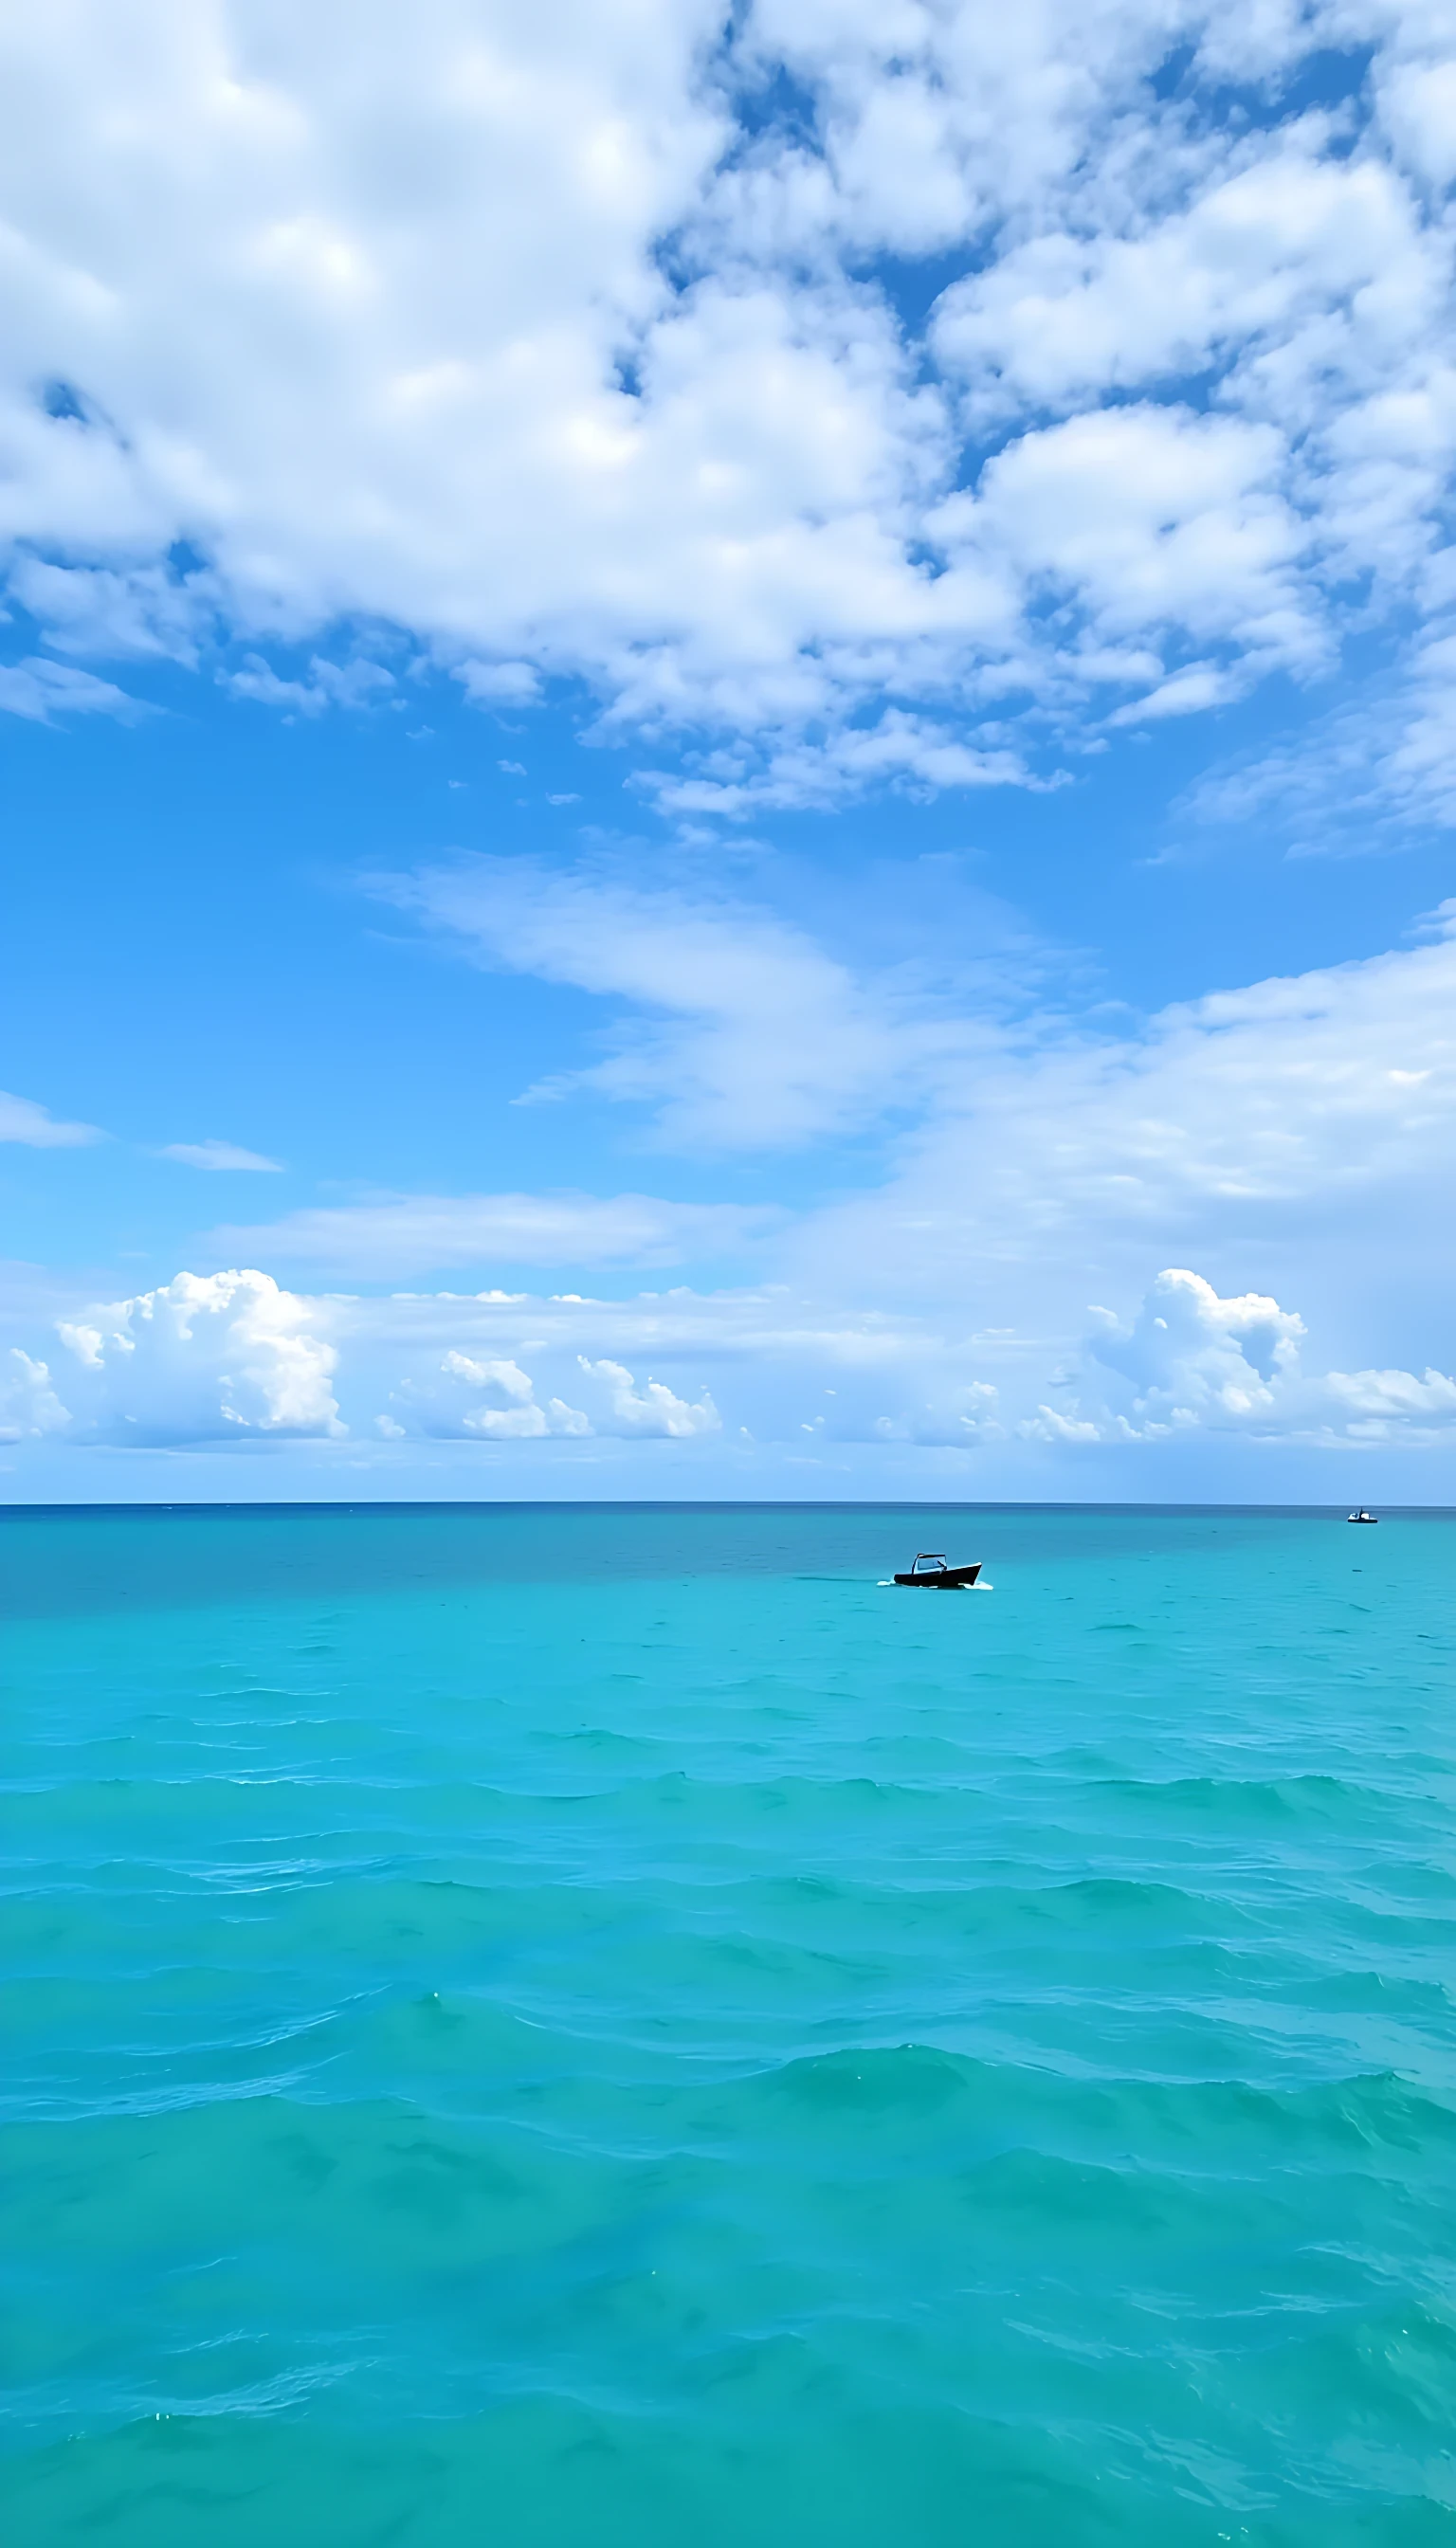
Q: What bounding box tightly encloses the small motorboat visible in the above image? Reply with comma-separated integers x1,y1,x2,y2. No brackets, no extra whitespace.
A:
1346,1508,1379,1524
894,1552,982,1589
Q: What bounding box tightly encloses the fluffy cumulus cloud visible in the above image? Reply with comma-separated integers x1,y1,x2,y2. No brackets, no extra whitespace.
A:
0,1349,72,1443
379,1347,591,1440
3,2,1456,812
373,1338,718,1440
329,1283,1022,1459
9,1255,1452,1466
46,1269,342,1445
933,135,1444,438
577,1356,720,1436
1029,1268,1456,1446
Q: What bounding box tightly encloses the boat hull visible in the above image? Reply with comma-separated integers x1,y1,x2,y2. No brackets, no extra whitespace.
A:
893,1563,982,1588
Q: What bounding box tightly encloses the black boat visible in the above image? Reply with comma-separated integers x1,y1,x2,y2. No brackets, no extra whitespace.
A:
894,1552,982,1589
1346,1508,1379,1524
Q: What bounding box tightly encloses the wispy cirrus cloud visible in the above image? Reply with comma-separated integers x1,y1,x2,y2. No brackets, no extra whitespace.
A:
204,1188,779,1279
792,897,1456,1331
160,1139,283,1173
372,853,1012,1148
1180,638,1456,846
0,659,144,725
0,1090,103,1148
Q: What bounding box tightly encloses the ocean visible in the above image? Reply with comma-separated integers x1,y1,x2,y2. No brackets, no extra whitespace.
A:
2,1502,1453,2545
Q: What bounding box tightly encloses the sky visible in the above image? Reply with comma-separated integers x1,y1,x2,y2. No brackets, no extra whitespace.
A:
4,0,1456,1502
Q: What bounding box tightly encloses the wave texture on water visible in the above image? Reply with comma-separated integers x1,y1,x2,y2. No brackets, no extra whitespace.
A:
2,1502,1455,2546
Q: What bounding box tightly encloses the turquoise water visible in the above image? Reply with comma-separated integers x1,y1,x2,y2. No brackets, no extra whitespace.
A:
3,1502,1454,2546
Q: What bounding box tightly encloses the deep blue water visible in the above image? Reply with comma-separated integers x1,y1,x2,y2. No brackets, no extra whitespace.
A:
2,1503,1454,2545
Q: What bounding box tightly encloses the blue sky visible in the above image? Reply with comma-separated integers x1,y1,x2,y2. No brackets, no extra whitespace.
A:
3,0,1456,1499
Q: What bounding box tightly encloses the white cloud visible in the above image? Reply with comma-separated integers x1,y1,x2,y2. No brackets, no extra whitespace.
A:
1185,630,1456,840
0,1348,70,1442
1376,51,1456,190
155,880,1456,1469
6,849,1455,1472
578,1356,719,1435
51,1269,342,1444
457,664,540,708
933,137,1438,429
1108,662,1244,723
870,1380,1001,1445
375,852,1456,1231
376,854,997,1146
0,1089,102,1147
1320,1362,1456,1425
1028,1266,1456,1445
1,2,1452,797
375,1338,718,1441
1071,1265,1304,1434
222,654,394,715
958,405,1320,673
383,1347,591,1439
160,1139,283,1173
640,710,1031,817
308,1277,1005,1455
7,557,212,661
1,1233,1452,1468
0,657,143,723
207,1188,775,1276
792,898,1456,1320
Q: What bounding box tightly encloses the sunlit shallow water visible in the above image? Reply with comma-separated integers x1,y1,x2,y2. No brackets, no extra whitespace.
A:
2,1502,1454,2546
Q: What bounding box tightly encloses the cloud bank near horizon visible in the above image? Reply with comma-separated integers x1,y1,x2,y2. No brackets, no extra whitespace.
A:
6,880,1453,1481
5,1261,1454,1472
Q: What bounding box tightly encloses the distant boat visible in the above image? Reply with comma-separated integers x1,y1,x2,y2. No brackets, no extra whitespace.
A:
893,1552,982,1588
1346,1508,1379,1524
